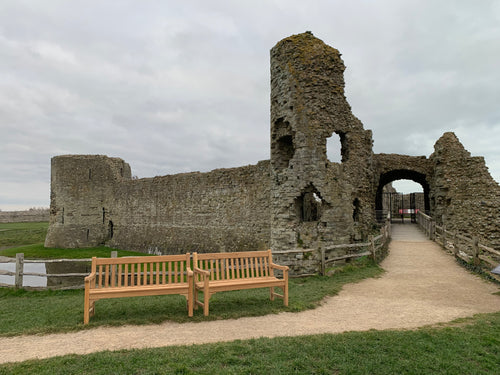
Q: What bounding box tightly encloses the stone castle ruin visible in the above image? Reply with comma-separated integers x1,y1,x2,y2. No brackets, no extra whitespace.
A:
45,33,500,272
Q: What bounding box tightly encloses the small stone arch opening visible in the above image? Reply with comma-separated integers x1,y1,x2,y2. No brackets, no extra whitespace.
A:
326,131,348,163
108,221,114,240
272,117,295,170
353,198,361,222
295,184,324,222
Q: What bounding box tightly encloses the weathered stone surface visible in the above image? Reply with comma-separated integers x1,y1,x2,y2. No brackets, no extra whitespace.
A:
429,132,500,248
270,32,375,251
45,32,500,273
45,156,270,253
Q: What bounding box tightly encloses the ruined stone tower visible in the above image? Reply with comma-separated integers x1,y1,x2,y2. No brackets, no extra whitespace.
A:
270,32,375,250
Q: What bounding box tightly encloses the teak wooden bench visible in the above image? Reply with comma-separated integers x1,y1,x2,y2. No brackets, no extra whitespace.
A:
84,253,193,324
193,249,289,316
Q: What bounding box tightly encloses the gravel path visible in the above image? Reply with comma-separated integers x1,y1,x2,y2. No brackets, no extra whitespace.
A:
1,224,500,364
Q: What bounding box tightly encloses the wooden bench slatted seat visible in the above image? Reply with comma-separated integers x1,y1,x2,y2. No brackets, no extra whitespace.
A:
84,253,193,324
193,250,289,316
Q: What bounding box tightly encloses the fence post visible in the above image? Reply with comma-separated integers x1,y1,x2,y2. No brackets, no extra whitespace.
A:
453,231,459,254
15,253,24,289
370,235,376,262
472,237,480,266
320,248,325,276
111,251,118,258
442,225,447,247
430,220,435,241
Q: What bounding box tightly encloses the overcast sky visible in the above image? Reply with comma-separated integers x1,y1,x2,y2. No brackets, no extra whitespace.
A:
1,0,499,210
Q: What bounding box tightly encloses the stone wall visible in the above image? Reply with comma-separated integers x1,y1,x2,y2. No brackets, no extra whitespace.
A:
0,208,49,223
45,155,271,253
429,132,500,248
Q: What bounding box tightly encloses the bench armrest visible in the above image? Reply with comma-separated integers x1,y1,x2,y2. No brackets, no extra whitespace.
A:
270,263,289,271
270,263,289,279
84,272,96,289
193,267,210,277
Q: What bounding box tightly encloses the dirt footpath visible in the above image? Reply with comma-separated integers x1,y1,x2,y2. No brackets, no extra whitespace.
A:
1,224,500,364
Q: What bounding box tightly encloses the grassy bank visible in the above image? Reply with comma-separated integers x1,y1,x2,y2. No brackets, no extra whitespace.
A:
1,312,499,374
0,222,48,248
0,243,147,259
0,221,146,258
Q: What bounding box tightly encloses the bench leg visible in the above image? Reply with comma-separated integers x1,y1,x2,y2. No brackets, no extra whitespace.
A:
194,287,199,310
203,291,209,316
84,303,89,325
84,288,90,324
270,286,275,301
187,283,194,317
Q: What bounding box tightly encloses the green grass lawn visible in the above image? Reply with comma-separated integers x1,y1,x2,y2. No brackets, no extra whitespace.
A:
0,243,147,259
0,221,146,258
0,222,48,248
1,312,499,374
2,223,497,373
0,257,382,336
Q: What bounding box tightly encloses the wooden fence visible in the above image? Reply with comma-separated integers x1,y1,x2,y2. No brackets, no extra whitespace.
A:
1,219,392,286
274,216,392,276
0,251,118,290
416,211,500,281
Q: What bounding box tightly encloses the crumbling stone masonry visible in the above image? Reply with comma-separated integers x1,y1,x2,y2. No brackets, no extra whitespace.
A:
45,32,500,273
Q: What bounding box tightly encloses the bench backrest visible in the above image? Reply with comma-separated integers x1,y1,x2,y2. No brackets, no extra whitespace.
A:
193,250,273,281
90,253,191,289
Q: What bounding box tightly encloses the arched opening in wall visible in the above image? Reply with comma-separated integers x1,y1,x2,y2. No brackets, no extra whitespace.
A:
276,135,294,168
375,170,430,224
271,117,295,170
353,198,361,222
295,184,324,222
326,132,347,163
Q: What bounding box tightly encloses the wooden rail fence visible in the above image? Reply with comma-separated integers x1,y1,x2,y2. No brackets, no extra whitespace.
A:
1,218,392,287
416,211,500,281
0,251,118,289
274,216,392,276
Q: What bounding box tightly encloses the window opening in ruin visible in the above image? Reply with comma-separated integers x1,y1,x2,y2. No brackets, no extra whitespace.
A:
102,207,105,224
86,229,90,240
353,198,361,222
62,207,64,224
326,132,348,163
89,169,92,180
272,117,295,170
295,184,324,222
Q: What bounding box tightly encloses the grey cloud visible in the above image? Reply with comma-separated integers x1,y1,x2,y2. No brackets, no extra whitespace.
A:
1,0,499,208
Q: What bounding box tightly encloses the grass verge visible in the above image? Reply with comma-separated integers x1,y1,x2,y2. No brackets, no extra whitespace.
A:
0,222,48,248
1,312,499,374
0,257,382,336
0,243,147,259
